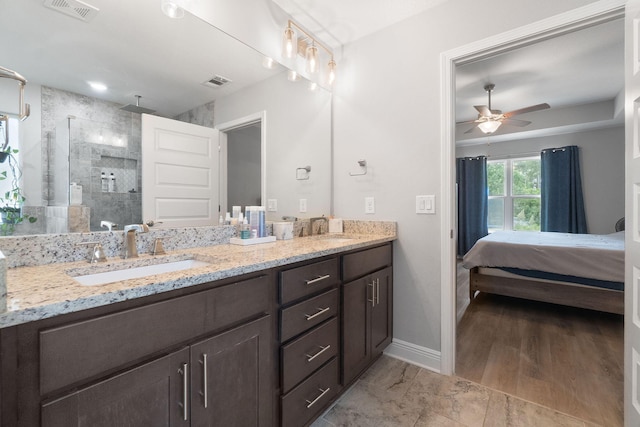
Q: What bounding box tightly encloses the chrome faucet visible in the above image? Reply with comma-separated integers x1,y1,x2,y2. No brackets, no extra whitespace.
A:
123,224,149,258
309,216,328,235
100,220,118,231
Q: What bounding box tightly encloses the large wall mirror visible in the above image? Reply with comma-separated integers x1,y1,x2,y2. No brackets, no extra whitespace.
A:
0,0,331,234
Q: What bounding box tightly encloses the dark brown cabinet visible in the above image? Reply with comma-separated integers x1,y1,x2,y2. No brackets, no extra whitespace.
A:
342,246,393,386
190,315,273,427
42,315,273,427
42,347,191,427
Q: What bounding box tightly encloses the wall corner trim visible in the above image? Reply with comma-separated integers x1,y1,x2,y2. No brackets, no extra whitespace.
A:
384,338,441,374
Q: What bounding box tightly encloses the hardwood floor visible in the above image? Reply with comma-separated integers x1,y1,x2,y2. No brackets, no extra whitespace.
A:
456,289,623,426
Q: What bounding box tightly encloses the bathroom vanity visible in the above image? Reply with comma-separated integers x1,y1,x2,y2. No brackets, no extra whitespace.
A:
0,230,394,426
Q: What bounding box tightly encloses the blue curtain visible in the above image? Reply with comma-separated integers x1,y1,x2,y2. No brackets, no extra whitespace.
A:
541,145,587,233
456,156,488,256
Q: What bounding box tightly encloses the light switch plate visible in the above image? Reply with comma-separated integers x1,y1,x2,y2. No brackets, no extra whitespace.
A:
416,195,435,214
299,198,307,213
267,199,277,212
365,196,375,214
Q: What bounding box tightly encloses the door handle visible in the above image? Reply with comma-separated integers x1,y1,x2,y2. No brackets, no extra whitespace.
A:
368,282,375,307
199,354,208,409
178,363,189,421
376,278,380,305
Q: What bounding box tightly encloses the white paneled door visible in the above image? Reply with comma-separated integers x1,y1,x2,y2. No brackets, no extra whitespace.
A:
626,1,640,425
142,114,220,228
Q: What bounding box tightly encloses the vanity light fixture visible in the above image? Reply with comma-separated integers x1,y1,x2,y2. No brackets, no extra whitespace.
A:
262,56,275,69
287,70,299,82
477,119,502,134
282,20,336,85
161,0,184,19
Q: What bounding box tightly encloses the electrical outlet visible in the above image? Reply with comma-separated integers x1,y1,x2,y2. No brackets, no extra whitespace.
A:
267,199,277,212
416,195,436,214
365,196,375,214
299,198,307,213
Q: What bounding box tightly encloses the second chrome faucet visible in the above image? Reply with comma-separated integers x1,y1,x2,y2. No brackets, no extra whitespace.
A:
123,224,149,258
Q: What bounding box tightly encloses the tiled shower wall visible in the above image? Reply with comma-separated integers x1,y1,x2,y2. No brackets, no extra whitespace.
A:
41,86,142,231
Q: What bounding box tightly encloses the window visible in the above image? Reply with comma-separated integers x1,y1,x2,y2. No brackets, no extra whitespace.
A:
487,156,541,232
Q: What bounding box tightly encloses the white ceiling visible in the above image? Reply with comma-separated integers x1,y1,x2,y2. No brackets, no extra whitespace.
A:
0,0,284,117
277,1,625,144
2,0,625,140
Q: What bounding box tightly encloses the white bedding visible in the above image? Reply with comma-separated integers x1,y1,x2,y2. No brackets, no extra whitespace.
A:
462,231,624,283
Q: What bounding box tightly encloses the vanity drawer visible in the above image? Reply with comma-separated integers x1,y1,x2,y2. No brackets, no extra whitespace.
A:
40,275,270,395
342,243,392,282
281,288,339,342
281,357,340,427
280,257,340,304
281,317,338,393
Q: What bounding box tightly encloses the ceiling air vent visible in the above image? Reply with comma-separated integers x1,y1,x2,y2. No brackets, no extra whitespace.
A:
202,75,232,89
44,0,99,22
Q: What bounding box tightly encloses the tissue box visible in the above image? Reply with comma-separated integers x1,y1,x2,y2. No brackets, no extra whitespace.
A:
328,218,343,233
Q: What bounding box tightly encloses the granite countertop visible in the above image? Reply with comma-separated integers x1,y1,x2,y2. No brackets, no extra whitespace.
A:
2,233,395,328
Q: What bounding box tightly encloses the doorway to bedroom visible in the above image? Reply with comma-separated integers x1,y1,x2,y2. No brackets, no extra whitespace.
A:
452,15,625,426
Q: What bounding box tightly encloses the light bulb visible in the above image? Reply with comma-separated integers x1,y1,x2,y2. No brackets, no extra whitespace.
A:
282,26,297,59
327,59,336,86
305,43,318,74
262,57,275,69
287,70,299,82
478,120,502,134
161,0,184,18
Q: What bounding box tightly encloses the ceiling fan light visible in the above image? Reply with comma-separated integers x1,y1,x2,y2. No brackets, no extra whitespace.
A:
478,120,502,134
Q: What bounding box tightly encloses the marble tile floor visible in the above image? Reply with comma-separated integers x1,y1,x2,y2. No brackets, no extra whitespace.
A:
310,355,601,427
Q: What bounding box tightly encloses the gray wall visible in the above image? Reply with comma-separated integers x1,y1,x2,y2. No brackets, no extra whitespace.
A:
457,126,625,235
227,125,262,207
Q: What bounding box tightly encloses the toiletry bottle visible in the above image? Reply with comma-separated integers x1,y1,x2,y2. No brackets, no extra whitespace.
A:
258,206,266,237
241,218,250,239
108,173,116,192
248,206,259,238
70,182,82,205
101,172,108,192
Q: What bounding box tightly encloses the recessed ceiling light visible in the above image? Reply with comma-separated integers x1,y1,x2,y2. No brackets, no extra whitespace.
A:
88,81,107,92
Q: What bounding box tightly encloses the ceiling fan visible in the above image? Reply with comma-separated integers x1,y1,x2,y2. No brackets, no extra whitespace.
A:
458,83,550,134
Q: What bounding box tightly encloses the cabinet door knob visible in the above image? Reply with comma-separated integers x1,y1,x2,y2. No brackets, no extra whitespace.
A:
305,274,331,285
304,306,330,321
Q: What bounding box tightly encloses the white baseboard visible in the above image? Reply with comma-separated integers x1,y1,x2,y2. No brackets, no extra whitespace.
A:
383,338,441,374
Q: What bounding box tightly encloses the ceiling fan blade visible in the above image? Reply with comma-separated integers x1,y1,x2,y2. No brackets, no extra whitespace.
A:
456,119,477,125
502,118,531,127
503,103,550,118
474,105,491,117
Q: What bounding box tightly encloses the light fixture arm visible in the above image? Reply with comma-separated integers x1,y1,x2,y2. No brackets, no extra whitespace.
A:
287,20,335,63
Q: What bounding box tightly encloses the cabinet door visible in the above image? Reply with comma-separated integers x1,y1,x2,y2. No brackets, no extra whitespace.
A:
342,277,371,385
190,315,273,427
371,267,393,357
41,347,190,427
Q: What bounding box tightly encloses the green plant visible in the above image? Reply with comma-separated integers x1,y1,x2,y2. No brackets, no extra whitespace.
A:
0,147,36,235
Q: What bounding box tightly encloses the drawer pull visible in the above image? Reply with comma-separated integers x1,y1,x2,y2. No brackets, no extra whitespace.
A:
305,344,331,362
178,363,189,421
305,274,331,285
306,387,331,408
199,354,208,408
368,282,375,307
305,306,331,320
376,278,380,305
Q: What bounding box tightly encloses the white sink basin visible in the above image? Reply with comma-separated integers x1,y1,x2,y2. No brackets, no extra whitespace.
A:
72,259,210,286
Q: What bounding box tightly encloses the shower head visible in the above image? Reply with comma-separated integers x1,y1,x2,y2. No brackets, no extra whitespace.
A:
120,95,156,114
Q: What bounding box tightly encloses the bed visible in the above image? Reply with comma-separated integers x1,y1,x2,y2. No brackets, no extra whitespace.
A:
462,231,624,314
